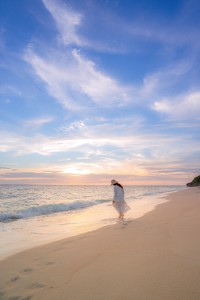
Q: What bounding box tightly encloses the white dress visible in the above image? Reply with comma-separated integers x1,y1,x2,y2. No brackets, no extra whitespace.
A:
113,185,130,214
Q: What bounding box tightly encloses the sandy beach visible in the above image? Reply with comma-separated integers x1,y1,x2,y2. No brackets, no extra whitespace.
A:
0,187,200,300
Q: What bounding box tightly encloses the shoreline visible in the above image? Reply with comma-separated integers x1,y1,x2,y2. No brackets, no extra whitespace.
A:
0,187,181,262
1,187,200,299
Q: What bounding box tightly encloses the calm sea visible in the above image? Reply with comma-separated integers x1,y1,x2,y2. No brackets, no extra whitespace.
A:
0,184,185,260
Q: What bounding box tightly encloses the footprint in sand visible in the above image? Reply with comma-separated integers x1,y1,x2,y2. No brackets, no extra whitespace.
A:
46,261,54,266
21,296,33,300
9,296,32,300
22,268,33,273
27,282,46,290
52,247,64,252
8,276,20,284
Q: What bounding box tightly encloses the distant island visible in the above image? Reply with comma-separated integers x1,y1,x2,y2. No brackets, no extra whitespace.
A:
186,175,200,187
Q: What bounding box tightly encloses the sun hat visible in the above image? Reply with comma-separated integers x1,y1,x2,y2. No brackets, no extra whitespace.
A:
111,179,118,185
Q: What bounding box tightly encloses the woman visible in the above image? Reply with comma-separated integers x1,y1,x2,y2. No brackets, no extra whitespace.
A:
111,179,130,221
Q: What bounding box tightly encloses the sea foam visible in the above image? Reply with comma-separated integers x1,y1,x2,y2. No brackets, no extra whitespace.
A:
0,199,109,222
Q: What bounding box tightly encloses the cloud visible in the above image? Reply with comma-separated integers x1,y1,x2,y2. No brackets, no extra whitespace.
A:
152,91,200,120
1,118,199,160
0,84,22,96
24,1,198,114
0,133,133,156
0,171,58,179
42,0,85,47
0,166,12,170
23,47,81,110
23,116,54,129
41,0,124,53
141,60,193,98
24,46,134,110
57,116,145,139
71,49,132,105
1,122,199,185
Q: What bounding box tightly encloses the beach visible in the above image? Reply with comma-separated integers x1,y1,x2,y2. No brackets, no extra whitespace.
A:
0,187,200,300
0,185,180,261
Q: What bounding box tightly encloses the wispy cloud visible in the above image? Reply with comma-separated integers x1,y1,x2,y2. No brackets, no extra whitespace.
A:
42,0,85,47
152,91,200,120
0,132,133,156
41,0,122,52
0,84,22,96
57,116,145,138
24,46,134,110
142,60,192,97
1,121,199,159
1,122,199,184
23,116,54,129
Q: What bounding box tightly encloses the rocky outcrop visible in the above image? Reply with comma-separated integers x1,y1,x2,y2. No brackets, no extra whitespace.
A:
186,175,200,187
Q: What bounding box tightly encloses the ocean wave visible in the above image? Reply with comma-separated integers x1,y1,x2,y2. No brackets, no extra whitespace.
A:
0,199,109,222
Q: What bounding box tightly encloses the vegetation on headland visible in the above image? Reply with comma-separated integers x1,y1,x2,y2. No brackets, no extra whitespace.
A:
186,175,200,187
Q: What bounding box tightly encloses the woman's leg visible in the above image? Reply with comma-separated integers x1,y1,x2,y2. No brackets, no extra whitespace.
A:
119,213,124,220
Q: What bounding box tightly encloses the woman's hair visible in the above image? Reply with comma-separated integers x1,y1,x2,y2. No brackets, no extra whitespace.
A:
113,182,123,190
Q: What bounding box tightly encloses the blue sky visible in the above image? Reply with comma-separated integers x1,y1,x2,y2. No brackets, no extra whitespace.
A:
0,0,200,185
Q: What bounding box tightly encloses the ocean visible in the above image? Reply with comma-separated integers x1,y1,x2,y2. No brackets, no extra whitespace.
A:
0,184,185,260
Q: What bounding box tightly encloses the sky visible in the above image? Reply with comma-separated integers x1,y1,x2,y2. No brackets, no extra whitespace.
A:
0,0,200,185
